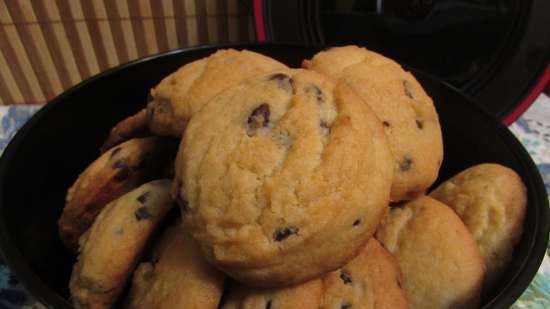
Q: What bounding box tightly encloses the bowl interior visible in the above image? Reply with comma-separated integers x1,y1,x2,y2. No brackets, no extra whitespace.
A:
0,44,547,309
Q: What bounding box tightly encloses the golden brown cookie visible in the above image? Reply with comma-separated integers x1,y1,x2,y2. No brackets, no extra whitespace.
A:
221,279,322,309
70,180,174,309
303,45,443,201
175,69,393,287
376,195,485,309
430,163,527,288
59,137,178,249
126,222,225,309
321,238,408,309
100,109,150,153
148,49,287,137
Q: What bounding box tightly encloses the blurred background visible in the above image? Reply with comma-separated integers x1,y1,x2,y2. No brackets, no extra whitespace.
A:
0,0,548,122
0,0,254,105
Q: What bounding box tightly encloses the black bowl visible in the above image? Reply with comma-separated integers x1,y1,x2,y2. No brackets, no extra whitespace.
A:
0,43,547,309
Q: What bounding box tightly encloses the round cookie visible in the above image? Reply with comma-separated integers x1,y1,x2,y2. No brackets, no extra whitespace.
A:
303,45,443,201
430,163,527,288
375,195,486,309
221,279,322,309
148,49,287,137
100,109,150,153
175,68,393,287
70,179,174,309
302,46,392,77
321,238,408,309
126,222,225,309
59,137,178,249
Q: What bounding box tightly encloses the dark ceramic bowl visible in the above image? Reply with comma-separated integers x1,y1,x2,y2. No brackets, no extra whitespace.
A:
0,44,547,309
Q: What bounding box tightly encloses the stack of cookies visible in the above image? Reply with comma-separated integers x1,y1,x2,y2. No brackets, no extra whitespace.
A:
58,46,527,309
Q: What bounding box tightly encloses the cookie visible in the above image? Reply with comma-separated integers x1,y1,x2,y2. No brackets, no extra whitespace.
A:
303,45,443,201
70,179,174,309
148,49,287,137
59,137,178,249
221,279,322,309
100,109,150,153
321,238,408,309
430,163,527,288
175,68,393,286
126,222,225,309
376,195,485,309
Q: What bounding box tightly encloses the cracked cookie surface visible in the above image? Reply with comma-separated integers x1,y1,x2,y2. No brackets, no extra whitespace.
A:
148,49,287,137
430,163,527,288
321,238,408,309
175,69,393,287
221,279,322,309
221,238,407,309
303,45,443,201
59,137,178,249
376,195,485,309
69,180,174,309
127,222,225,309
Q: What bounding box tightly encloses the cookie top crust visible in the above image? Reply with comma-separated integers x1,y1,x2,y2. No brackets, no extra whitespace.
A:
148,49,287,137
303,45,443,201
175,68,393,286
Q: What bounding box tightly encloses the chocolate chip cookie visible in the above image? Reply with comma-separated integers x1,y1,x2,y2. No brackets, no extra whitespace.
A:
303,45,443,201
59,137,178,249
70,179,174,309
100,109,150,153
430,163,527,288
126,222,225,309
175,69,393,287
221,279,322,309
376,195,485,309
148,49,287,137
321,238,408,309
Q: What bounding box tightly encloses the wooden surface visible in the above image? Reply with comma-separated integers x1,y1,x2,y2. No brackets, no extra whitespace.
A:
0,0,255,105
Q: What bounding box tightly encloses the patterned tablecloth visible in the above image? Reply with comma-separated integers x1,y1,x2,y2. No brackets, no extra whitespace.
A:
0,94,549,309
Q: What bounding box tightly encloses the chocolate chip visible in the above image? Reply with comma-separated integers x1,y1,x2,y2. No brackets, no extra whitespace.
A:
135,206,152,221
352,219,361,226
137,192,149,204
273,226,299,241
340,271,352,284
112,160,131,181
269,73,293,93
265,300,272,309
382,121,391,127
399,156,413,172
306,85,324,103
247,103,270,134
416,119,424,129
341,302,352,309
403,80,414,99
320,121,331,136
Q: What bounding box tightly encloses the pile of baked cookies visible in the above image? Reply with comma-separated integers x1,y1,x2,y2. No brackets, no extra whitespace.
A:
58,46,527,309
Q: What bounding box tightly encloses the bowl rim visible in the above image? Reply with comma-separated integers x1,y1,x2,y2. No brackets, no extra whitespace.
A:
0,42,547,309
